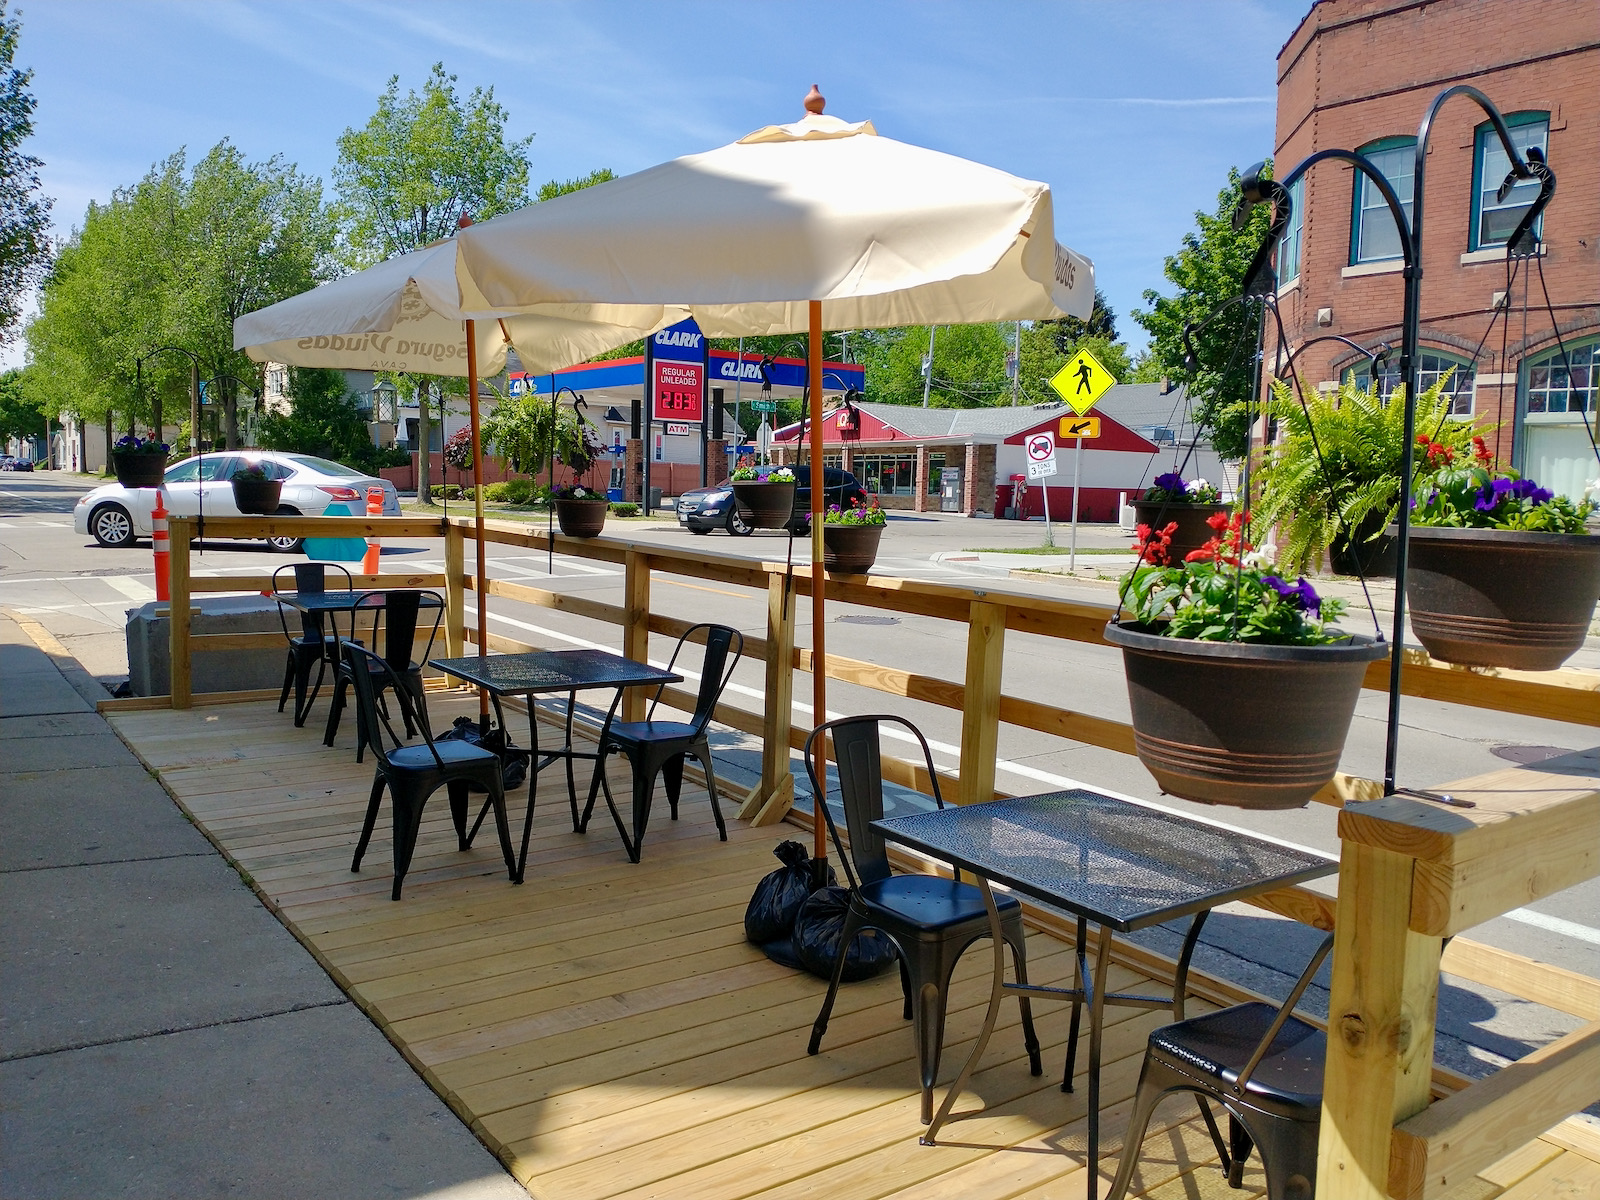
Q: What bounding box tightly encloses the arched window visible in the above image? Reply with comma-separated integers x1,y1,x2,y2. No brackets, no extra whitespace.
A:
1343,350,1475,414
1350,137,1415,265
1524,339,1596,416
1472,112,1549,251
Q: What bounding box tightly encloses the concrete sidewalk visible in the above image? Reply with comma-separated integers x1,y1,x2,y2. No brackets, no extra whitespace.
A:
0,612,525,1200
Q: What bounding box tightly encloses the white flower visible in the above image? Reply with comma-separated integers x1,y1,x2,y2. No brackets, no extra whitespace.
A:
1585,478,1600,502
1187,478,1210,495
1241,540,1278,570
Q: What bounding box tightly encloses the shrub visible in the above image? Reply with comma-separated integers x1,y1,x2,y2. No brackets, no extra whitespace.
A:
428,485,462,500
501,478,539,505
609,502,640,518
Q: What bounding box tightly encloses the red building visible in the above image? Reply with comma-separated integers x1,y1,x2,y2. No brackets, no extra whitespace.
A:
1271,0,1599,501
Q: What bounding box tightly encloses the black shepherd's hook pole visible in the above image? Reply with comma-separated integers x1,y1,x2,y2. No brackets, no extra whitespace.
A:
547,382,587,574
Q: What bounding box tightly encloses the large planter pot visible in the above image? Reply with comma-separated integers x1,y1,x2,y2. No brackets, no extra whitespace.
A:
231,477,283,515
1103,621,1388,810
823,523,884,573
1401,526,1600,671
554,497,608,538
1328,511,1398,578
111,452,168,489
1132,500,1230,563
732,480,797,530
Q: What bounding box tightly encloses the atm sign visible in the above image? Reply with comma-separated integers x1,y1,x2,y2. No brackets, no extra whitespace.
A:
652,359,704,423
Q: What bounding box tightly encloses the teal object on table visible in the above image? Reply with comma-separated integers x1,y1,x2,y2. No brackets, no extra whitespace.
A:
303,503,368,562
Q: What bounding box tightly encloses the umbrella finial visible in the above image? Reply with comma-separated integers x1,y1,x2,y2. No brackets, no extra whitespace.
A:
457,213,474,229
803,84,825,115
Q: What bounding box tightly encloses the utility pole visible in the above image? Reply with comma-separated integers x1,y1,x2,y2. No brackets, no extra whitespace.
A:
1012,320,1022,405
920,325,938,407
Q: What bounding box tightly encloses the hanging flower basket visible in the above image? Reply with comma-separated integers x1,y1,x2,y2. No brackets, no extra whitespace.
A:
730,463,798,530
231,476,283,515
823,524,883,573
1405,445,1600,671
1404,527,1600,671
1113,508,1387,809
1131,474,1228,563
1105,621,1387,809
110,437,169,488
554,496,608,538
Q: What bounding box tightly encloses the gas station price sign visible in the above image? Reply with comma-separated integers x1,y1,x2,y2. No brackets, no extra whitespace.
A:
652,358,704,422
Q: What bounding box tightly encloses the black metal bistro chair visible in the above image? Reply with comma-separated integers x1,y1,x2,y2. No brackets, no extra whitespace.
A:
1106,931,1335,1200
343,641,517,901
580,623,742,863
803,714,1043,1124
272,562,356,726
323,590,444,761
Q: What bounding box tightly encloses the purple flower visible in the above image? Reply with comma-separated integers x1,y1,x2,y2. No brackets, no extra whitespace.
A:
1152,472,1186,494
1262,574,1323,615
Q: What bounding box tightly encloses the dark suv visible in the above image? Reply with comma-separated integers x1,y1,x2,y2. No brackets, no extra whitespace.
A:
676,465,871,536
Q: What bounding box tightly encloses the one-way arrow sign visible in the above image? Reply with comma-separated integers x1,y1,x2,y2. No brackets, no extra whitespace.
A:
1058,416,1101,440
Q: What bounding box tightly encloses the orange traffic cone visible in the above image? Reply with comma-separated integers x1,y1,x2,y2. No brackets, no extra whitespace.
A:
361,485,383,576
151,489,171,602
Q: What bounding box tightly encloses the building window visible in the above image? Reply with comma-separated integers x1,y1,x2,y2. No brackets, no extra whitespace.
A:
1350,137,1415,265
1277,176,1304,285
1344,350,1475,415
926,453,946,495
851,452,917,496
1525,340,1597,416
1472,112,1549,251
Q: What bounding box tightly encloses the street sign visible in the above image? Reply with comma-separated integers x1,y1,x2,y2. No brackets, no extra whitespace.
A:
1058,416,1101,439
1049,346,1117,415
750,399,777,413
1025,432,1057,479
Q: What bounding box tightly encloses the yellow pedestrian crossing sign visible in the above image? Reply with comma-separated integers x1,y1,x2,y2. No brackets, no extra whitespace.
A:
1049,347,1116,415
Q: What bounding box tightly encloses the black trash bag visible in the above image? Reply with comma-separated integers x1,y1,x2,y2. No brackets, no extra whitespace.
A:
744,841,831,947
792,885,899,983
438,716,530,790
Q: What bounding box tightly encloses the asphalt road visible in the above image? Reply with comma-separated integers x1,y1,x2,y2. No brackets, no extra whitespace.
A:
4,470,1597,1094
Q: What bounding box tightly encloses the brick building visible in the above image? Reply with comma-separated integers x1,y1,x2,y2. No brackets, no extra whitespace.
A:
1271,0,1599,501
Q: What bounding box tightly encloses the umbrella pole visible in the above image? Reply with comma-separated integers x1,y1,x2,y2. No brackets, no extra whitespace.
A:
465,317,491,732
808,300,829,883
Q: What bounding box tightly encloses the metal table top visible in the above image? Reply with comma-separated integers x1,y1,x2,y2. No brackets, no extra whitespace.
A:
872,789,1335,932
275,590,437,614
428,649,681,696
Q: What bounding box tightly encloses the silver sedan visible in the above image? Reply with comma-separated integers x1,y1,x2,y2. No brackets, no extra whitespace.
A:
73,450,401,552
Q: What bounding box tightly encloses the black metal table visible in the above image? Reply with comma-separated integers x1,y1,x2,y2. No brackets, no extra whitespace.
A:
274,590,403,726
872,788,1335,1200
428,650,682,880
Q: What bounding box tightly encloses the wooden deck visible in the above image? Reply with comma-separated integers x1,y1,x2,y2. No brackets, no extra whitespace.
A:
105,692,1600,1200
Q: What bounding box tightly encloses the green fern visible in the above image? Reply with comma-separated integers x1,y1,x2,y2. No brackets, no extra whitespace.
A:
1253,374,1486,574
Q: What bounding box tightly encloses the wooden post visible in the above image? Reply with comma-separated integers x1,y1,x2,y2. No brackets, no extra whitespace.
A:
741,570,796,824
168,517,192,710
1316,841,1441,1200
621,550,650,722
957,600,1005,807
444,520,465,658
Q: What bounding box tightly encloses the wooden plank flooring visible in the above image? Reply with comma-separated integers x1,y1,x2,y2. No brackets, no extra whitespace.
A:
107,693,1598,1200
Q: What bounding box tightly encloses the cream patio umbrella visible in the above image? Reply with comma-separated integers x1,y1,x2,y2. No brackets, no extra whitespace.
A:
235,235,674,726
452,87,1096,867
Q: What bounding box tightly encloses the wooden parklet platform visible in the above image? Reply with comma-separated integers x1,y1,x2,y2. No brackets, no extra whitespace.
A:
105,693,1600,1200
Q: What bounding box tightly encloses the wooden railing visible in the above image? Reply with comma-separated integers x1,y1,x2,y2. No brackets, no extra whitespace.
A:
161,513,1600,1184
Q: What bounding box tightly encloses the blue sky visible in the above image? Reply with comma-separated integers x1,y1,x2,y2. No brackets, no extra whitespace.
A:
11,0,1311,365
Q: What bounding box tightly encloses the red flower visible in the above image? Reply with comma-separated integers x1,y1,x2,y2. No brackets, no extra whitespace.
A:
1206,510,1231,532
1132,520,1177,566
1472,435,1493,465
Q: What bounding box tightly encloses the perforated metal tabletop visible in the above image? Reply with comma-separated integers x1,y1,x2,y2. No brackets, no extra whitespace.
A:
872,788,1334,931
429,649,679,695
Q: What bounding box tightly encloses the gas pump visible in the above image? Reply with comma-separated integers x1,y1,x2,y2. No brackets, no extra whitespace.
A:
1008,473,1029,520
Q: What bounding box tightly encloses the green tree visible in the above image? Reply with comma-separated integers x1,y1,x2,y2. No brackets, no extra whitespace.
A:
537,168,615,202
1133,165,1276,461
866,323,1011,407
0,1,50,345
335,62,534,503
0,364,44,443
172,142,332,449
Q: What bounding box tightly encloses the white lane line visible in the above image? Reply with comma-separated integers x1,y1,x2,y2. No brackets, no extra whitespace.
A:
1503,908,1600,945
102,575,157,601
